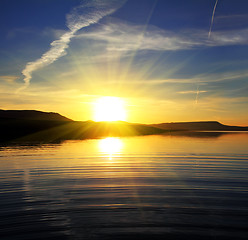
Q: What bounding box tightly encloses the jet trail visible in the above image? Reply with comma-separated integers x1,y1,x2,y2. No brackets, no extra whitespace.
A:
195,85,199,104
21,0,125,89
208,0,219,39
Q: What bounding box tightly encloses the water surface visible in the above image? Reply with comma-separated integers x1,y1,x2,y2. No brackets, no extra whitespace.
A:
1,132,248,239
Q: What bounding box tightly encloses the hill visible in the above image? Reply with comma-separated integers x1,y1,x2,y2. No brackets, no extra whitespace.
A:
0,109,72,121
0,110,166,142
151,121,248,131
0,110,247,143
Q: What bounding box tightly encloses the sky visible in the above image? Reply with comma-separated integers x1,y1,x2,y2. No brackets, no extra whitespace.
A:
1,0,248,125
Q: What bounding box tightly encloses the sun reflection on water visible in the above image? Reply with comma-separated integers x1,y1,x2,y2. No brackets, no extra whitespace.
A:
98,137,123,160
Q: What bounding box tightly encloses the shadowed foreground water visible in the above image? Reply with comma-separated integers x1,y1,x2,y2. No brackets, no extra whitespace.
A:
0,132,248,239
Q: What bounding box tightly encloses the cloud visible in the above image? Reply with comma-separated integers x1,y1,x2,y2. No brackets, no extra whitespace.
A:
21,0,125,89
177,90,207,94
108,69,248,85
0,75,19,83
6,27,34,39
76,21,200,52
75,19,248,53
214,14,248,29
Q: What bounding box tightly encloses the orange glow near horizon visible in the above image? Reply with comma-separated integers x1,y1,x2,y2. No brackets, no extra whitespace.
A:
93,96,127,122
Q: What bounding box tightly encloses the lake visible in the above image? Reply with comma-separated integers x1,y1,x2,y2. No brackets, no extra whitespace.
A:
0,132,248,239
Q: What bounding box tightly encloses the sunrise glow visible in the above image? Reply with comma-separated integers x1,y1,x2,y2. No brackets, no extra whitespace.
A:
93,96,127,122
1,0,248,125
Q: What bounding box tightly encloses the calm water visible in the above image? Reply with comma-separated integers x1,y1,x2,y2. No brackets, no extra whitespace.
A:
0,132,248,239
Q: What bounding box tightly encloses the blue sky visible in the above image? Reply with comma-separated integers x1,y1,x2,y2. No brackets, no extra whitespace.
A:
1,0,248,124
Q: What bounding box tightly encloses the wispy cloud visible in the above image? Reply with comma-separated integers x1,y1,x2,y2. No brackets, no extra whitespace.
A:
21,0,125,89
76,20,248,53
6,27,34,39
108,69,248,85
214,14,248,29
0,75,19,83
76,21,200,52
177,90,207,94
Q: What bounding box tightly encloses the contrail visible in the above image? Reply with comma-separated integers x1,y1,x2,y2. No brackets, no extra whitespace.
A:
208,0,219,39
21,0,125,89
195,85,199,104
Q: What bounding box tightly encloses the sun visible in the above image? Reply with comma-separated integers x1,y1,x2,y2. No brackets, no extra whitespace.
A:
93,96,127,122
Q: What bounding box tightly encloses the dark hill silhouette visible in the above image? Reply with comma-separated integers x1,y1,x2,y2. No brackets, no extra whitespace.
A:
0,110,165,142
0,109,72,121
152,121,248,131
0,120,165,142
0,110,247,143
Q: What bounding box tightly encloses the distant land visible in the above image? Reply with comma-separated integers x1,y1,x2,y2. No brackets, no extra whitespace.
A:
151,121,248,131
0,109,72,121
0,109,247,143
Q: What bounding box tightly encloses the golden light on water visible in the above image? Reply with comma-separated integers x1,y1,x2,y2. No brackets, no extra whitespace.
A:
93,96,127,122
99,137,123,159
